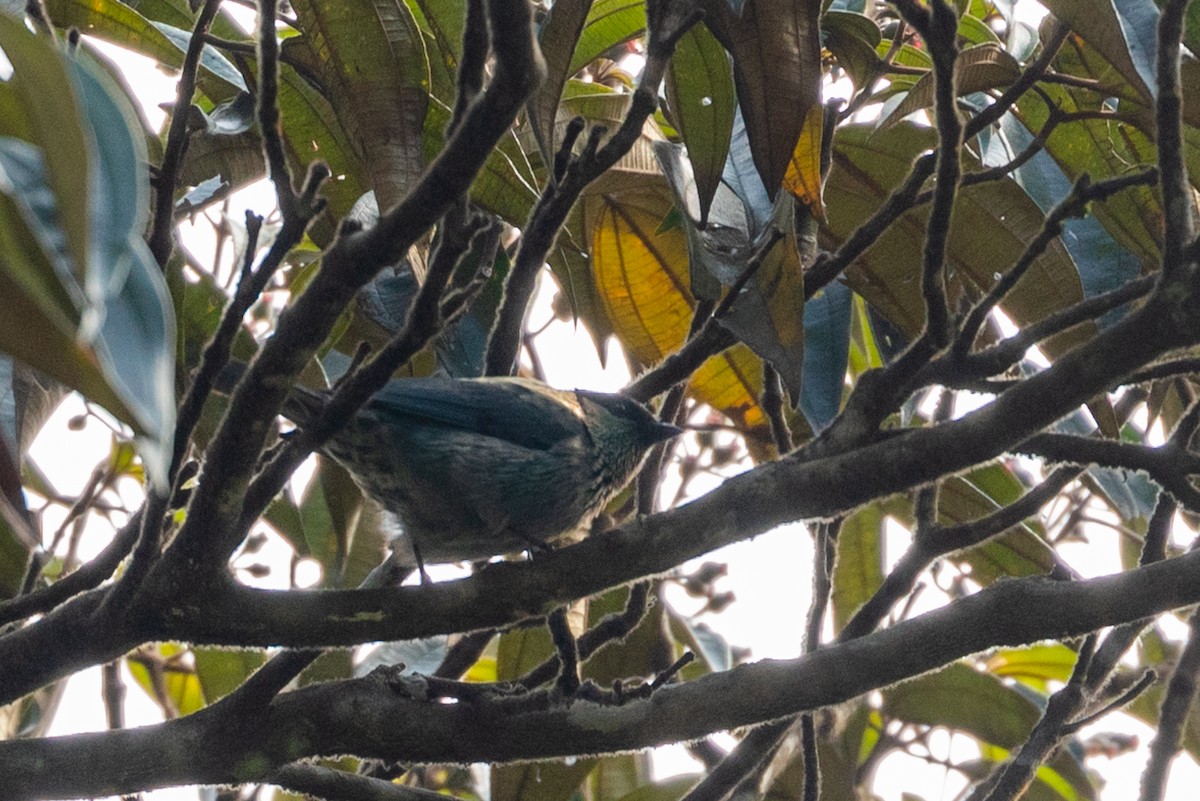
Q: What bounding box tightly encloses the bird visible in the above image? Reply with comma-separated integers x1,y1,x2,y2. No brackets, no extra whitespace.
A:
217,365,682,572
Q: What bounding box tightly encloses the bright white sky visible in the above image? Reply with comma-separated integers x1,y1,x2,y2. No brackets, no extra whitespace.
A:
16,2,1200,799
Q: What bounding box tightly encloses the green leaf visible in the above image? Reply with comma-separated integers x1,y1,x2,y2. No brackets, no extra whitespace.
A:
584,585,672,684
152,20,249,91
71,55,177,485
0,141,81,325
884,662,1040,747
822,10,883,87
290,0,431,211
655,143,806,394
194,648,267,703
408,0,465,89
958,12,1001,44
423,100,538,226
762,702,874,800
589,754,651,801
547,206,617,359
1127,631,1200,764
122,0,250,41
293,458,364,584
557,91,666,196
127,644,206,716
831,501,885,633
939,464,1057,583
985,643,1079,691
665,22,735,225
1043,0,1200,128
1013,68,1161,268
568,0,646,77
881,661,1097,799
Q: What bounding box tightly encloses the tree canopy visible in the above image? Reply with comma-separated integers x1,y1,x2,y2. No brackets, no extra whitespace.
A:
1,0,1200,799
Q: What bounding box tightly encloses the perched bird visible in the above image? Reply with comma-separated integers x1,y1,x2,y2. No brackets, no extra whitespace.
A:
218,366,681,570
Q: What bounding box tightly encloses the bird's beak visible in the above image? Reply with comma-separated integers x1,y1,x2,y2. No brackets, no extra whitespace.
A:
652,422,684,442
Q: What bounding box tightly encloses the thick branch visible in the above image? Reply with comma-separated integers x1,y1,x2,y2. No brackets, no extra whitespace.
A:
11,554,1200,798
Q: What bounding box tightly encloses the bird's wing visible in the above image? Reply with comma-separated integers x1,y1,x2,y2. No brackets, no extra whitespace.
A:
367,378,584,451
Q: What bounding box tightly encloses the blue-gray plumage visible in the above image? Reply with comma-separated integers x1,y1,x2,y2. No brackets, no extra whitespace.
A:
226,368,681,568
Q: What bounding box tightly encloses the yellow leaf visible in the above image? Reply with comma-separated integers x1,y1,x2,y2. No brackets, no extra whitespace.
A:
590,190,770,441
782,103,826,218
591,191,694,365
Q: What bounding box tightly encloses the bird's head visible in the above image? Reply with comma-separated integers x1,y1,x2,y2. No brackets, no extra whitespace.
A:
576,391,682,484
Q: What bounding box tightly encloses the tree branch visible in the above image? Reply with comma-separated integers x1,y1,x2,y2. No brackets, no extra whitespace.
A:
12,554,1200,798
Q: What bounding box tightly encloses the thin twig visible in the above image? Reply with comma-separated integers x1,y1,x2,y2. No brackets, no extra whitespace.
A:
953,169,1159,358
1139,609,1200,801
148,0,225,267
1155,0,1196,281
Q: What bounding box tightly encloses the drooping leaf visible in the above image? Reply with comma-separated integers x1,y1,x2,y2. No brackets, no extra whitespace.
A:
588,190,769,434
881,43,1021,128
831,500,886,634
529,0,594,164
1041,0,1159,102
72,55,177,485
822,9,883,87
699,0,823,196
722,105,774,236
0,20,176,484
719,194,806,397
999,118,1148,312
294,458,364,584
798,280,852,430
1011,61,1161,274
656,143,807,398
0,11,92,281
590,189,694,366
781,102,826,215
664,21,735,225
